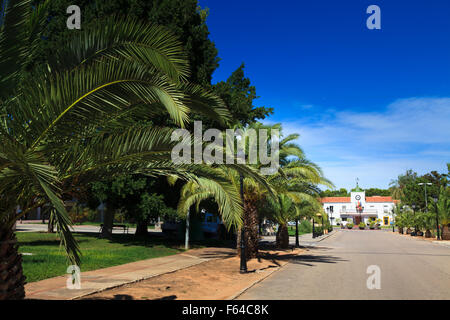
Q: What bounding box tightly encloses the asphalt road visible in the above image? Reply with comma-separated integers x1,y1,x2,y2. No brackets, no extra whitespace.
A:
238,230,450,300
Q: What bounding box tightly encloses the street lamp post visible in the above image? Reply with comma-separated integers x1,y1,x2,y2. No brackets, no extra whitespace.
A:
412,203,416,236
321,215,324,235
317,213,323,236
418,182,432,213
295,218,299,248
433,197,440,240
312,216,316,238
418,182,432,237
392,208,395,232
239,173,247,273
326,207,330,233
330,206,334,229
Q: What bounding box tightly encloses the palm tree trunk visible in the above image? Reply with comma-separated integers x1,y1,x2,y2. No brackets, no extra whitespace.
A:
276,223,289,249
100,206,114,239
0,227,26,300
442,224,450,240
237,199,259,260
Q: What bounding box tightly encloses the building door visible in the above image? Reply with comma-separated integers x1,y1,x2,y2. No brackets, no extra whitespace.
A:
354,216,361,225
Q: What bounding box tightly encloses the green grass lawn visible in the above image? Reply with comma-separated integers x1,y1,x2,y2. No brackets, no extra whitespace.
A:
17,232,182,283
287,226,308,237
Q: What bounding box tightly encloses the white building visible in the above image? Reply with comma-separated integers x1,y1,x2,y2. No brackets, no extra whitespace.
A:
321,184,399,226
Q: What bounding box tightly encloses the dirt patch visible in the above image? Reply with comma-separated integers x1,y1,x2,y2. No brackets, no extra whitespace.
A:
80,247,303,300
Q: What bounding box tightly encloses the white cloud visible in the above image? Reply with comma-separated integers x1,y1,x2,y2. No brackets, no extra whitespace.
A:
266,97,450,190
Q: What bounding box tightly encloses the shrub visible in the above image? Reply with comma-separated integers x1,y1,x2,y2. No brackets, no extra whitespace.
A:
369,221,375,229
359,222,366,229
315,226,323,234
298,220,312,233
347,223,354,229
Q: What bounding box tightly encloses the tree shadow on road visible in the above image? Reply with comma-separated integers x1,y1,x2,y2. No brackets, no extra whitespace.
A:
257,248,347,268
289,254,347,267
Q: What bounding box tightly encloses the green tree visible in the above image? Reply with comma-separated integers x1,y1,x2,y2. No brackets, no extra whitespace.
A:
30,0,219,87
320,188,349,197
88,175,177,237
213,64,273,127
365,188,390,196
389,169,417,200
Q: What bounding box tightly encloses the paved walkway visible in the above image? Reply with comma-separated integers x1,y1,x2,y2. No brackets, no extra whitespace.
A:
238,230,450,300
25,247,234,300
15,222,144,235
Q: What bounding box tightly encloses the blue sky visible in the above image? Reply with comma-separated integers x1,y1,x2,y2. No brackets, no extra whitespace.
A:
199,0,450,190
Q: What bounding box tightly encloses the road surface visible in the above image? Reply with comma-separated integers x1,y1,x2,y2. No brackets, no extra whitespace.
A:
239,229,450,300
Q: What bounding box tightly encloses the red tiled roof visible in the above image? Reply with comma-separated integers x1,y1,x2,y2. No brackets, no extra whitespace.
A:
320,197,350,203
366,196,394,203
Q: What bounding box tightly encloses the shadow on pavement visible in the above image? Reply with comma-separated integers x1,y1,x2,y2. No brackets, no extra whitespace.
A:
289,254,347,266
256,249,347,268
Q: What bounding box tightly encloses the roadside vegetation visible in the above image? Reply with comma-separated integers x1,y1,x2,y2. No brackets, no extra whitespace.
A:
391,165,449,240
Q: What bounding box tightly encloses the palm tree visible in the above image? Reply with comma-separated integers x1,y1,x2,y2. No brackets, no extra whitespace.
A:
436,186,450,240
267,194,295,248
237,123,333,253
0,1,231,299
265,165,330,248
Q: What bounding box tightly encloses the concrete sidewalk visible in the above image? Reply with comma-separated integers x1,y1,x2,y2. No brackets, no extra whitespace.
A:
25,247,234,300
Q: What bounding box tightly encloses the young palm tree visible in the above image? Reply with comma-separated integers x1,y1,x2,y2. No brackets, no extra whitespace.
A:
0,1,231,299
267,194,295,248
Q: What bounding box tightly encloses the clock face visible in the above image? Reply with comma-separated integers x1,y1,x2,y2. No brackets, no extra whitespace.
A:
355,195,361,200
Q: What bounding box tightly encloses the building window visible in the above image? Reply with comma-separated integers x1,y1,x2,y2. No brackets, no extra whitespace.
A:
383,216,389,225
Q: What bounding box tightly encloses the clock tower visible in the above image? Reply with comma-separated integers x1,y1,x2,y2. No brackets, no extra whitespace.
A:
350,179,365,207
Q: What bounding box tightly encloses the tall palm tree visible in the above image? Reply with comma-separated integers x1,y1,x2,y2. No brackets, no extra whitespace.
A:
0,1,231,299
237,123,333,256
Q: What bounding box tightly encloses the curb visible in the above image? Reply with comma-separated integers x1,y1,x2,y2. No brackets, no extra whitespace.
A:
313,229,338,243
228,257,290,300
